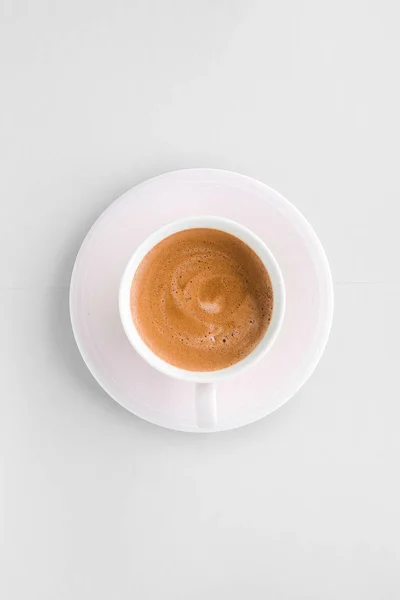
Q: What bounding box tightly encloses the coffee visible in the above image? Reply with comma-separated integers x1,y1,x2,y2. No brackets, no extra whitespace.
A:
130,228,273,371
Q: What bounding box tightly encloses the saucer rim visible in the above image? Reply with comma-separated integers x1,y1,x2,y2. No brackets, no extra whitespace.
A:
70,168,334,432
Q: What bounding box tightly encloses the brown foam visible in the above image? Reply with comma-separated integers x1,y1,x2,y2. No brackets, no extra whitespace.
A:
130,228,273,371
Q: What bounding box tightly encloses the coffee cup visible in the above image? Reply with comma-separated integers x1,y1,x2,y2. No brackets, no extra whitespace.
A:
119,216,285,430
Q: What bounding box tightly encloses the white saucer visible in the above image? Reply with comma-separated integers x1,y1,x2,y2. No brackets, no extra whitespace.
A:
70,169,334,432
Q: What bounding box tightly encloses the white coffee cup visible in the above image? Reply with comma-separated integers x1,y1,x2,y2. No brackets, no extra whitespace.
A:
119,216,285,430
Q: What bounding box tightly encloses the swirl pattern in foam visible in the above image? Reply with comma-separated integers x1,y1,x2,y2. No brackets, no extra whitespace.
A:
130,228,273,371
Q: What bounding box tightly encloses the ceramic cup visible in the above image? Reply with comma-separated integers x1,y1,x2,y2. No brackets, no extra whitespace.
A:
119,216,285,429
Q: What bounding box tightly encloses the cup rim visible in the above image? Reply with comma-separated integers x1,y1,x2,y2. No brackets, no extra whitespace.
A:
119,216,286,383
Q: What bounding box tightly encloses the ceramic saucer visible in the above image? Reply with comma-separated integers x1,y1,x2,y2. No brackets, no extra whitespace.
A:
70,169,334,432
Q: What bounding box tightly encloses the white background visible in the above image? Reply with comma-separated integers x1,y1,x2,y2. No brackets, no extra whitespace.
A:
1,1,399,598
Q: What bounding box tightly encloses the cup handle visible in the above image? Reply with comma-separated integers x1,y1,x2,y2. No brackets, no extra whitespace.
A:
195,383,217,429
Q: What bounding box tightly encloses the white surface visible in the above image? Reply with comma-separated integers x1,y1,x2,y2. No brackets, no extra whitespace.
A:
1,1,399,598
71,171,328,432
